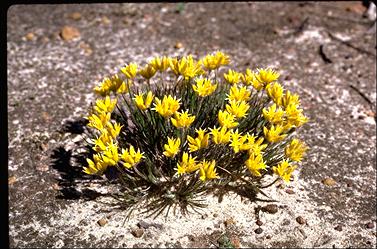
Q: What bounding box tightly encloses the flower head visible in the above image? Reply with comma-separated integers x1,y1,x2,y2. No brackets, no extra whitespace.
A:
285,103,309,127
255,68,280,85
150,56,171,72
139,64,157,79
163,137,181,158
101,141,120,166
218,110,238,128
87,112,111,131
240,68,255,86
263,124,287,143
272,160,297,182
134,91,154,111
245,152,266,177
176,152,199,175
285,139,308,161
226,100,250,119
120,63,138,79
83,154,109,175
199,159,219,181
224,69,241,85
266,82,284,106
263,104,284,124
210,126,231,144
171,110,195,128
153,95,181,118
170,55,203,79
227,85,251,102
192,77,217,97
200,51,230,70
187,128,210,152
281,90,300,108
94,75,128,96
94,96,117,114
121,145,144,168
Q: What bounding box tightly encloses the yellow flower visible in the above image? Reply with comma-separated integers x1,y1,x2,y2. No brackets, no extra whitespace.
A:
281,90,301,109
187,128,210,152
263,104,285,124
170,55,203,79
134,91,154,111
199,159,219,181
227,85,251,102
246,136,267,155
153,95,181,118
224,69,241,85
240,68,254,86
120,63,138,79
163,137,181,158
245,152,266,177
192,77,217,97
255,68,280,85
83,154,109,175
102,141,120,166
94,77,113,96
285,103,309,127
176,152,199,175
139,64,157,79
229,129,246,153
285,139,308,162
226,100,250,119
87,112,111,131
120,145,144,168
209,126,231,144
263,124,287,143
150,56,171,72
94,96,117,114
218,110,238,128
92,131,112,152
106,121,122,139
265,82,284,106
272,160,297,182
171,110,195,129
200,51,230,70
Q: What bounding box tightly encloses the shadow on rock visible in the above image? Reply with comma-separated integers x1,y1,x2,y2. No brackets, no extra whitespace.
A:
51,117,112,201
63,117,88,134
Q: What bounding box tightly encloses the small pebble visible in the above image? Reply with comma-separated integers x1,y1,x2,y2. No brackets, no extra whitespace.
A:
285,188,295,194
266,235,272,239
224,217,236,227
262,204,278,214
97,218,108,226
70,12,82,20
131,228,144,238
256,220,263,226
36,164,49,172
254,228,263,234
8,176,17,185
60,26,80,41
101,16,111,25
230,236,241,248
174,42,183,49
213,213,218,217
282,219,290,226
366,222,374,229
187,235,196,241
25,32,35,41
334,225,343,231
296,216,306,225
322,177,336,186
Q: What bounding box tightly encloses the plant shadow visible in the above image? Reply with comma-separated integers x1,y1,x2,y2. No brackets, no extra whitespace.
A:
50,118,115,201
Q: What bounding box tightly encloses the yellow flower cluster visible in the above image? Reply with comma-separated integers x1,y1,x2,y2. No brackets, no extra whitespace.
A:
94,74,129,96
86,51,309,188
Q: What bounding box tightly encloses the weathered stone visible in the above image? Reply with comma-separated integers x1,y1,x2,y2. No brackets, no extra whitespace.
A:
174,42,183,49
296,216,306,225
256,219,263,226
70,12,82,20
262,204,279,214
131,228,144,238
255,228,263,234
60,26,80,41
322,178,336,186
97,218,108,226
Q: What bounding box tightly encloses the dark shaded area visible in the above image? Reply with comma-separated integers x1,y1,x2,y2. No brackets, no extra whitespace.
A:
62,118,88,134
50,145,107,200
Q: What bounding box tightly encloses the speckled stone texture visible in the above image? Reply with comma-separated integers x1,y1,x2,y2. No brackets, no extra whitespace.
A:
8,2,376,248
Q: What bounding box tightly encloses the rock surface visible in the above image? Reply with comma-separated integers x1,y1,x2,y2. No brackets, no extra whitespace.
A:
7,2,376,248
